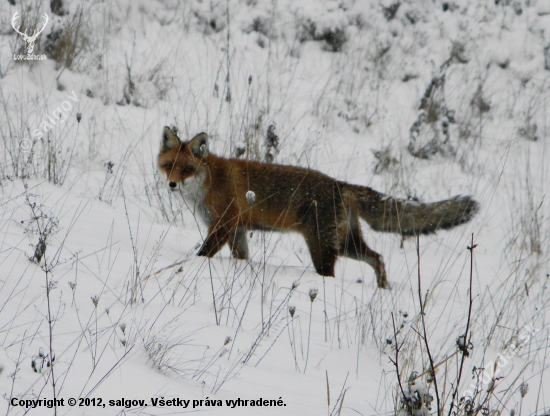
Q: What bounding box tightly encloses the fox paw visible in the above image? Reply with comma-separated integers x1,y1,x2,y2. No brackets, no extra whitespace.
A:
231,250,249,260
197,246,209,257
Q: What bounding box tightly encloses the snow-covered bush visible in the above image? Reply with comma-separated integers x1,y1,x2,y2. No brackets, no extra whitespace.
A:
295,4,348,52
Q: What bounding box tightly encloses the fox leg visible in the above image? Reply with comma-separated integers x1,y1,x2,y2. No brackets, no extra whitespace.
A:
303,231,338,277
340,220,388,289
228,226,249,260
197,225,231,257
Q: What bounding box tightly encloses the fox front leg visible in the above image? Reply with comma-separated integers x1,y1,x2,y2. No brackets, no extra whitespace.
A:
228,226,249,260
197,226,231,257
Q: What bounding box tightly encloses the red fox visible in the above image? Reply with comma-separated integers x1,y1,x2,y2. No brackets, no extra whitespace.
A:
158,127,478,288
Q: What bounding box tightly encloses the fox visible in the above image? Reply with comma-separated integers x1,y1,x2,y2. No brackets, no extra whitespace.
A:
158,127,479,288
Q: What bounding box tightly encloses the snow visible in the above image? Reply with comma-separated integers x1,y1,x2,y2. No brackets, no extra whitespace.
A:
0,0,549,415
245,190,256,205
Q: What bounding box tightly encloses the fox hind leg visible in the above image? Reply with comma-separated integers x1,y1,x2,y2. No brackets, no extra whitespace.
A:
340,216,388,289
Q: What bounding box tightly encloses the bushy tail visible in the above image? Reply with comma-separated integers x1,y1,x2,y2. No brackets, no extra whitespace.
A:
346,184,479,236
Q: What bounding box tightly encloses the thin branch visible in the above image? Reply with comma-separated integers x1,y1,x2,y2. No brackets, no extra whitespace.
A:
391,312,412,415
448,233,477,416
417,235,441,415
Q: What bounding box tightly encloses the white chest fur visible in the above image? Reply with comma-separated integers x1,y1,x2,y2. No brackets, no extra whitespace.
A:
178,173,211,225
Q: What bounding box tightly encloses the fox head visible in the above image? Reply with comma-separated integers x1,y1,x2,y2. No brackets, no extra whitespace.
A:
157,126,209,190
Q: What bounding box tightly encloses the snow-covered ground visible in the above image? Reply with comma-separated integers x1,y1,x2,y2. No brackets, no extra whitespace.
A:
0,0,549,414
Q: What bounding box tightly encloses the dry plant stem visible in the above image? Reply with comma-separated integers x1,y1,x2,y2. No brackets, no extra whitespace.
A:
535,337,548,414
390,311,412,415
254,318,293,366
411,350,460,382
448,233,476,416
326,370,331,413
141,257,190,281
26,195,58,415
228,268,258,359
243,285,297,363
225,0,232,105
323,276,328,342
122,190,141,304
335,389,346,416
416,235,441,415
207,258,219,325
83,347,134,398
288,316,299,371
6,335,25,414
60,119,80,185
329,372,349,416
261,234,266,330
303,301,313,373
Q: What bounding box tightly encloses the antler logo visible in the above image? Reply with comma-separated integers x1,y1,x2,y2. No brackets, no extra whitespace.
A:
12,11,49,55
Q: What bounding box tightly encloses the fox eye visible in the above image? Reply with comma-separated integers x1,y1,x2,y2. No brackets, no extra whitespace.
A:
182,166,195,174
164,163,173,171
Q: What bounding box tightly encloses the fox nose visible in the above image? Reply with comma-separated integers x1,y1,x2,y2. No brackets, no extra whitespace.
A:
169,182,177,189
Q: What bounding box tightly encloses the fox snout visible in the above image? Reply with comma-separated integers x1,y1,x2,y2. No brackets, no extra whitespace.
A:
169,181,177,189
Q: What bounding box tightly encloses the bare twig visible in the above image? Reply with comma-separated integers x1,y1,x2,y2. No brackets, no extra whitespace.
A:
24,191,58,415
329,372,349,416
326,370,331,414
303,288,318,373
390,311,412,415
207,258,219,325
416,235,441,415
448,233,476,416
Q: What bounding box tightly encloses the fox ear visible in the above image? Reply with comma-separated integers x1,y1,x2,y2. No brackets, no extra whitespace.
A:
189,132,209,158
161,126,180,151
